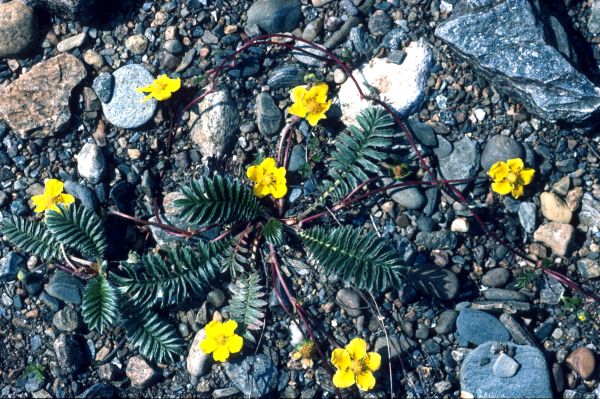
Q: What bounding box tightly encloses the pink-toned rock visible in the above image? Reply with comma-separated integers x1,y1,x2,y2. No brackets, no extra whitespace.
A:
566,347,596,380
0,53,86,138
533,222,574,257
566,187,584,211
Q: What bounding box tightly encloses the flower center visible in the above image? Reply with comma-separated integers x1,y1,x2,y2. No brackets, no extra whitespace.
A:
155,81,168,91
350,359,364,375
506,173,518,183
261,173,274,186
304,96,324,114
215,335,227,346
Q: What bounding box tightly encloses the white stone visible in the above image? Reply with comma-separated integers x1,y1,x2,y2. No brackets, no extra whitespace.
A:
76,143,105,184
473,108,486,121
338,38,433,126
451,217,470,233
189,89,240,159
289,322,304,346
187,329,211,378
57,32,87,53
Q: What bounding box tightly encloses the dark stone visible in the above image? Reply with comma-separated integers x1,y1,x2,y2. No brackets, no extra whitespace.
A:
64,180,98,211
256,93,282,137
435,309,459,334
409,117,438,147
23,272,44,296
246,0,302,34
225,354,278,397
0,252,25,282
39,291,61,311
368,10,393,37
92,72,114,104
414,230,457,250
76,383,114,398
45,270,85,305
54,333,86,375
408,265,459,301
480,135,526,171
435,0,600,123
109,181,134,213
267,64,305,89
456,308,511,346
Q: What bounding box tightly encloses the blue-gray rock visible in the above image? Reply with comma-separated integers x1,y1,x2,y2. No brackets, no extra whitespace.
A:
26,0,99,21
292,43,328,67
256,93,282,137
64,181,98,211
76,383,114,398
101,64,157,128
163,39,184,54
267,64,305,89
228,55,260,78
435,0,600,123
40,291,60,311
480,135,526,171
92,72,114,104
579,193,600,229
483,288,529,302
54,333,86,376
394,235,417,265
416,214,436,232
408,265,459,300
408,118,438,147
518,202,536,234
461,342,552,398
437,136,479,192
435,309,459,334
53,307,81,332
287,145,305,172
368,10,393,37
225,354,278,397
590,1,600,36
433,135,453,158
481,268,511,288
415,230,457,250
246,0,301,33
45,270,85,305
387,183,426,210
380,29,408,50
347,26,378,59
539,276,564,305
22,369,44,392
23,272,43,296
493,353,520,378
0,252,25,282
456,308,511,345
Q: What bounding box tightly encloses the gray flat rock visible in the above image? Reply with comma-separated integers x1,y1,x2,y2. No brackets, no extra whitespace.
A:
101,64,157,129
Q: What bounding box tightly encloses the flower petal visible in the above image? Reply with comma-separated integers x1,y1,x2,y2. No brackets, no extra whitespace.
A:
31,194,49,213
165,77,181,92
260,157,277,171
271,181,288,199
136,85,152,93
288,102,308,118
331,348,351,370
332,369,355,389
511,184,524,199
506,158,524,173
205,320,219,337
59,193,75,205
199,337,217,354
221,319,238,336
487,161,508,180
290,85,307,103
346,338,367,360
227,334,243,353
492,181,512,195
518,168,535,186
365,352,381,372
246,165,263,183
356,371,376,391
311,82,329,103
45,179,64,197
212,345,230,362
306,112,325,126
254,183,270,198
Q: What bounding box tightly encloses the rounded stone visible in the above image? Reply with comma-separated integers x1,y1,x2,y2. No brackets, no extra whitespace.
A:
336,288,364,317
456,308,511,345
0,1,38,58
480,135,526,171
435,309,459,335
125,34,149,55
566,347,596,380
101,64,157,129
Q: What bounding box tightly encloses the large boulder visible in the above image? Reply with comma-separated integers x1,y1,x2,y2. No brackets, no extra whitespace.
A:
435,0,600,123
0,53,86,138
0,1,38,58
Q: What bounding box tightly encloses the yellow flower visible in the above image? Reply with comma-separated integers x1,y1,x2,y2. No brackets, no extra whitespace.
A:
246,157,288,199
288,83,332,126
331,338,381,391
136,74,181,102
487,158,535,199
199,320,244,362
31,179,75,213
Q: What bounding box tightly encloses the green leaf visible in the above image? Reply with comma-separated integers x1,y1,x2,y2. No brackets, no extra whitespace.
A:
45,204,106,259
111,243,222,309
82,274,120,334
299,226,407,292
263,218,284,246
227,272,267,343
0,215,60,260
175,175,264,227
123,312,185,363
323,107,395,202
